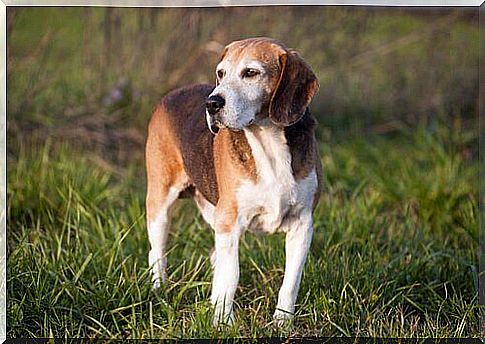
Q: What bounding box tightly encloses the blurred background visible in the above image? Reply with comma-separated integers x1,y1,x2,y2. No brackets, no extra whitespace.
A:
7,6,478,163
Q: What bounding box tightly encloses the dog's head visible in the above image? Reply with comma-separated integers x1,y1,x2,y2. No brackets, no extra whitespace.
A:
205,37,319,133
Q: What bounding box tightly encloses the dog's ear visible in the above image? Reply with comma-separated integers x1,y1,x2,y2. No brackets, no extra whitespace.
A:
269,49,319,126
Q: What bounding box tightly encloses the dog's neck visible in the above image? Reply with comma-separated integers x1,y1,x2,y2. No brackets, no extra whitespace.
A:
243,118,297,193
244,107,316,182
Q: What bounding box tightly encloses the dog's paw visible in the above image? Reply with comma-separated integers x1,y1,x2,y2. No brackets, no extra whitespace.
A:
213,309,235,327
152,277,162,290
151,271,167,290
273,309,294,328
149,253,167,289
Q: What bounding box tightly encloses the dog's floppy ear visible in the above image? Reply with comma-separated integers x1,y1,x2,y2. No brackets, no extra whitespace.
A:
269,49,319,126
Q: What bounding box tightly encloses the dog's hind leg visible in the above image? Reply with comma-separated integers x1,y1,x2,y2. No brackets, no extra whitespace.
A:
146,183,184,288
145,107,188,288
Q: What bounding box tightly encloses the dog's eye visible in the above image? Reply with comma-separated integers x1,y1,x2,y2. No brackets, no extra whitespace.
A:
242,68,260,78
217,69,225,80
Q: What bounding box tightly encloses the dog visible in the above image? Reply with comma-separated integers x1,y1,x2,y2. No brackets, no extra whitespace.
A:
145,37,322,326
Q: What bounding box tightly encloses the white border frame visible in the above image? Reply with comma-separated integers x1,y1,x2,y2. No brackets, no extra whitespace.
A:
0,1,481,342
1,0,484,7
1,1,6,343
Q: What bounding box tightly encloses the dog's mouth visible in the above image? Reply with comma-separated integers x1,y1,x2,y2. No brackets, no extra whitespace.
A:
206,111,222,135
208,119,255,135
209,120,221,134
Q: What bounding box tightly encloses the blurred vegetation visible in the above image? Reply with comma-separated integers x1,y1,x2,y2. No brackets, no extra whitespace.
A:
7,7,478,163
6,6,479,338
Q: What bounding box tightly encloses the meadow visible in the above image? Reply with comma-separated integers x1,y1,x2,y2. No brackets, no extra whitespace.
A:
6,6,479,339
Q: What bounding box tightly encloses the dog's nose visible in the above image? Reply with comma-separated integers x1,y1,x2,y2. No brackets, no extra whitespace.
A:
206,95,225,115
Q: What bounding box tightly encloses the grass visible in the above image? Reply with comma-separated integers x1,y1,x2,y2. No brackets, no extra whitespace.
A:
6,123,479,339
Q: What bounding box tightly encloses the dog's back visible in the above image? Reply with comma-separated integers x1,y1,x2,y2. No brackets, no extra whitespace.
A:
146,84,219,207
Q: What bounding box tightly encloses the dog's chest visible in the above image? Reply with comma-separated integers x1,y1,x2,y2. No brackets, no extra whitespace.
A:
236,126,315,234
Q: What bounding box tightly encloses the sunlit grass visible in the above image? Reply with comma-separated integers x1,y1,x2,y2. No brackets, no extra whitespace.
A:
7,125,478,338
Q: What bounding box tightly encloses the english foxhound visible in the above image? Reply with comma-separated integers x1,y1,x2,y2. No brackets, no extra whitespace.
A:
145,37,321,326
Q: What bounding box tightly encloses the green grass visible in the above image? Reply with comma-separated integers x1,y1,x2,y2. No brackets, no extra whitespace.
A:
7,124,479,339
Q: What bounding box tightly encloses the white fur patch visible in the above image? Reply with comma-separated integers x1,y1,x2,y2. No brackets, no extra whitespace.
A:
211,229,242,325
235,124,317,234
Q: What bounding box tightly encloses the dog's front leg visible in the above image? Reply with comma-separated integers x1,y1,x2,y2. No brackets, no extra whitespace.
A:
210,225,241,326
273,211,313,326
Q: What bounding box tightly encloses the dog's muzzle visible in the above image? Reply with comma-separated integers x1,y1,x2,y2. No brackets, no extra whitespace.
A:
206,94,225,134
